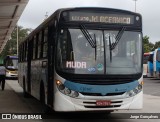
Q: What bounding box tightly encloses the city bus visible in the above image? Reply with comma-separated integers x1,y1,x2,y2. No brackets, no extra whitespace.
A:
18,7,143,112
143,52,150,77
147,52,154,77
153,48,160,78
4,55,18,78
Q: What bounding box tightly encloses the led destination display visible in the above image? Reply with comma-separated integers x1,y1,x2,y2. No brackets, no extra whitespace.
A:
66,12,136,24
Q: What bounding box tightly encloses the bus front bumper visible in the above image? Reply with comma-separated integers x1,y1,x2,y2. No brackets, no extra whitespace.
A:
54,91,143,112
6,72,18,78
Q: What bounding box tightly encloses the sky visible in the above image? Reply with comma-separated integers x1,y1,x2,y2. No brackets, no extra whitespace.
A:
18,0,160,43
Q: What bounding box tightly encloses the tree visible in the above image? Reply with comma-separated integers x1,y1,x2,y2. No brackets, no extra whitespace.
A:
154,41,160,50
0,26,32,58
143,35,154,53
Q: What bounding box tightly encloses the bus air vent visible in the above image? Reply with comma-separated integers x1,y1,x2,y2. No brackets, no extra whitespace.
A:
80,92,125,96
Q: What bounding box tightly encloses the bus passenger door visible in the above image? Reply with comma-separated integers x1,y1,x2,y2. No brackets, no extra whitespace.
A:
27,40,33,93
47,24,55,107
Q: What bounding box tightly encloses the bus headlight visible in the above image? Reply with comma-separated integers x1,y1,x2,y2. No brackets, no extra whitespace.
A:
71,91,79,98
56,80,65,90
126,84,142,97
56,80,79,98
64,88,71,95
133,88,139,94
138,84,142,90
6,70,10,74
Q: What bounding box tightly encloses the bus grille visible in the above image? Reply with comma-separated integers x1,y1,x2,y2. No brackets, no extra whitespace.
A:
80,92,125,96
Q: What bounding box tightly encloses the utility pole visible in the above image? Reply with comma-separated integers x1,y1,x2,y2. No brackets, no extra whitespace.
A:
133,0,138,12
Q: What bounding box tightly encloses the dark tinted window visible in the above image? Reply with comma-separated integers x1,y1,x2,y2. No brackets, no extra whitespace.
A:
156,50,160,62
148,54,153,63
143,55,149,64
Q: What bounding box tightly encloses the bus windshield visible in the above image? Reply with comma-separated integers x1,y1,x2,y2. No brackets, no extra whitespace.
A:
57,28,142,75
6,58,18,70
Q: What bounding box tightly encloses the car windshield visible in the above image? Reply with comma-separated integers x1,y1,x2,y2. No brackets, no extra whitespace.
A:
56,28,142,75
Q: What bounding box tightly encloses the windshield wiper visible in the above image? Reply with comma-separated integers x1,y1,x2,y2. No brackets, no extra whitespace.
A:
80,24,96,48
94,34,97,60
111,27,126,50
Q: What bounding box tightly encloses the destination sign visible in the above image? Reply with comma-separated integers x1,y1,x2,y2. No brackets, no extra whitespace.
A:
67,12,135,24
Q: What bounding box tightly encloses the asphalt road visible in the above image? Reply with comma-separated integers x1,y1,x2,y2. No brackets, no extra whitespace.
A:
143,77,160,96
0,78,159,122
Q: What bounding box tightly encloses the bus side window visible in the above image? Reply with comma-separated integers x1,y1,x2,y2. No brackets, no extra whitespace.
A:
20,45,22,61
156,50,160,62
22,43,25,61
19,46,21,62
25,41,28,61
33,36,37,59
42,28,48,58
37,32,42,59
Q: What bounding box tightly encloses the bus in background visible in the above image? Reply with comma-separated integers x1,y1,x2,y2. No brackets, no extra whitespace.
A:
153,48,160,78
143,52,150,77
4,55,18,78
18,8,143,112
147,52,154,77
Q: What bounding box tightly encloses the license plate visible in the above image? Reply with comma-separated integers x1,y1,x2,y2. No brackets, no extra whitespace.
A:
96,100,111,106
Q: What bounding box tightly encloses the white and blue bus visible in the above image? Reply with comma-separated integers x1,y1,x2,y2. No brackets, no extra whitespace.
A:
147,52,154,77
18,7,143,112
143,52,150,77
153,48,160,78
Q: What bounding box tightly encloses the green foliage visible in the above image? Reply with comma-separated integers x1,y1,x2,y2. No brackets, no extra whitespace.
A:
142,35,160,53
154,41,160,49
143,35,149,44
0,26,32,58
143,35,154,53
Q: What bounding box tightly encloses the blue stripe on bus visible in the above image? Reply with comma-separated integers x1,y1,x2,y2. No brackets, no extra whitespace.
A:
156,48,160,73
156,61,160,72
149,62,153,73
64,80,139,95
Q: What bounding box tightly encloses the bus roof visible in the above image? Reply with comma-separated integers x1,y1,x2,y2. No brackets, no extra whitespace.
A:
19,7,142,46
